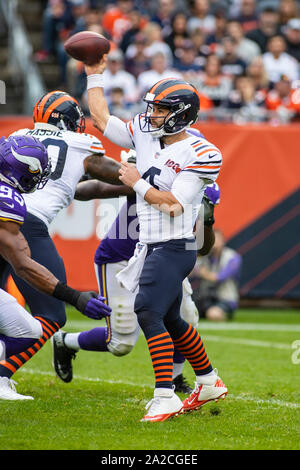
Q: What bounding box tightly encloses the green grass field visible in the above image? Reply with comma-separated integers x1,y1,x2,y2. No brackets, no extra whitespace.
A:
0,308,299,450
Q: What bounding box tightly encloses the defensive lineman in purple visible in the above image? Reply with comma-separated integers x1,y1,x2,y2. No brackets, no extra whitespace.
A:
0,135,111,400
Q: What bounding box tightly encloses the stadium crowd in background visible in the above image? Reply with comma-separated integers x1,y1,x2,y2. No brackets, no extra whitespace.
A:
35,0,300,123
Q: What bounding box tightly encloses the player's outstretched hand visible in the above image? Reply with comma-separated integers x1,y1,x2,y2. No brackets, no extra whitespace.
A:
76,292,112,319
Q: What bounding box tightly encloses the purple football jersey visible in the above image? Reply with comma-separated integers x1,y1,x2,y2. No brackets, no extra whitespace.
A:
0,182,27,225
94,196,138,265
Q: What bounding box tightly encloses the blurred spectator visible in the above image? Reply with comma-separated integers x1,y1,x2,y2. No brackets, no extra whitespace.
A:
189,229,242,321
124,33,150,78
174,39,203,74
283,17,300,62
102,49,137,104
56,0,92,84
225,74,267,122
232,0,259,33
263,35,299,83
220,36,247,78
278,0,300,28
101,0,133,44
226,19,261,63
190,53,232,107
190,28,211,68
187,0,216,35
142,22,174,66
137,51,182,98
68,0,89,34
151,0,176,37
119,8,148,54
164,11,189,58
198,92,214,112
265,74,300,122
246,55,270,92
205,9,228,53
108,87,135,120
35,0,74,62
246,7,281,52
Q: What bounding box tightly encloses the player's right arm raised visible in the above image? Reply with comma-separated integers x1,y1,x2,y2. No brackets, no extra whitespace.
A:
85,57,110,133
85,59,134,149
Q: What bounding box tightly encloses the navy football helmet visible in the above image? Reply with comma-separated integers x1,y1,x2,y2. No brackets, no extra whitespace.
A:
0,135,51,193
140,78,200,137
33,90,85,133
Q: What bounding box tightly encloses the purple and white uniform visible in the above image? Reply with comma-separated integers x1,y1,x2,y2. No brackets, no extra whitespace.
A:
0,183,43,360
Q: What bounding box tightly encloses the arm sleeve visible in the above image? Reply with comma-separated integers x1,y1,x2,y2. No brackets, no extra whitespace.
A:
103,115,135,149
171,171,205,206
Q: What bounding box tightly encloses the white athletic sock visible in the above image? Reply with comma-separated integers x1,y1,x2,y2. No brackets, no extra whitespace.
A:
172,362,184,379
196,369,218,385
64,333,80,351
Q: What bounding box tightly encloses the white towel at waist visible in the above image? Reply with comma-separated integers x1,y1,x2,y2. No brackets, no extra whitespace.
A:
116,242,147,293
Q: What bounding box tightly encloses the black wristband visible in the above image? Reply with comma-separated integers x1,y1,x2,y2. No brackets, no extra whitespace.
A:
53,282,80,306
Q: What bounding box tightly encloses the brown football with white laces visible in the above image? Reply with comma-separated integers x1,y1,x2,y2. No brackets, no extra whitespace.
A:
64,31,110,65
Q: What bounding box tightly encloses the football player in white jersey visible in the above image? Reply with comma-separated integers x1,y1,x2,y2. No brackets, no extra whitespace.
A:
84,58,228,422
0,135,110,399
52,150,219,396
0,91,122,400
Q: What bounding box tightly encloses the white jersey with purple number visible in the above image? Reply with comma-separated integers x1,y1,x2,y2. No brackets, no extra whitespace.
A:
11,123,104,226
125,115,222,243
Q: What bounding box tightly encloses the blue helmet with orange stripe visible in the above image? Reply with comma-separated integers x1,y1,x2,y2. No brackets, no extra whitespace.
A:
140,78,200,137
33,90,85,133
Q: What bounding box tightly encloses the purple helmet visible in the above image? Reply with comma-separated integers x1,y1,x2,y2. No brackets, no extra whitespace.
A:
0,135,51,193
204,182,220,206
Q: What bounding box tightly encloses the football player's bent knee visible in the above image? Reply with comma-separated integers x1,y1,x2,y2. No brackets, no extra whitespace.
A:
107,330,139,356
107,340,135,356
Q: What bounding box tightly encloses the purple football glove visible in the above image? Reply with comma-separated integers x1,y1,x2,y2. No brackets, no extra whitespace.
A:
204,182,220,206
77,292,111,319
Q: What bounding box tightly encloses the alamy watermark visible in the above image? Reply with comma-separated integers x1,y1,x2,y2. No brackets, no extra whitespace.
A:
96,198,205,250
0,81,6,104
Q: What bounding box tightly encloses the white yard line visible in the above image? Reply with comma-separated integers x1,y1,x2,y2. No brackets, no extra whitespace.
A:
203,335,292,350
197,322,300,332
19,368,300,409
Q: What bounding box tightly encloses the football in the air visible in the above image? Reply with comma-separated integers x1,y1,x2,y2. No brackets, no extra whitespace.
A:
64,31,111,65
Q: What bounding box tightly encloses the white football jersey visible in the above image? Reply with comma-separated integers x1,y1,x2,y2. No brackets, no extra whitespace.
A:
125,115,222,243
11,123,104,226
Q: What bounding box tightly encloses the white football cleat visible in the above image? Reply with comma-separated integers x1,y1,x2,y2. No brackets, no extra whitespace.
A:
183,370,227,412
141,388,184,422
0,377,34,400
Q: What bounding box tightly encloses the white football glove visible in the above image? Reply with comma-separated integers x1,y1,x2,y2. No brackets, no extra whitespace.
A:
120,149,137,164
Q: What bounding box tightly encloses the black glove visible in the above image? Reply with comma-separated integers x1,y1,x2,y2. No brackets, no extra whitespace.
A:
53,283,111,319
